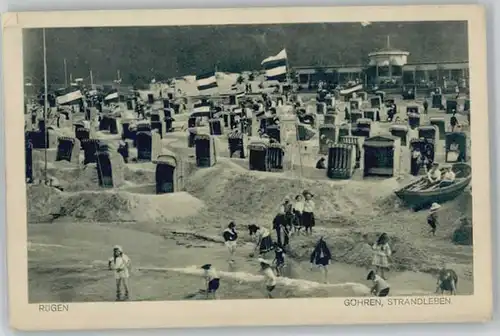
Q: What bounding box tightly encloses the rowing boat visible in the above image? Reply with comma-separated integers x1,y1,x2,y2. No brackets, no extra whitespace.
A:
394,163,471,210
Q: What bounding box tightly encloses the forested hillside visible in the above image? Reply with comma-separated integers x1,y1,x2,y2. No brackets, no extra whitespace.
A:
23,21,468,85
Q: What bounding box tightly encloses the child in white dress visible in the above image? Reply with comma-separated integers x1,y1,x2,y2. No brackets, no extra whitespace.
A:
108,245,131,301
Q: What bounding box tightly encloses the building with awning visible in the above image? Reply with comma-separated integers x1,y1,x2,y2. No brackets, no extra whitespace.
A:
293,35,469,89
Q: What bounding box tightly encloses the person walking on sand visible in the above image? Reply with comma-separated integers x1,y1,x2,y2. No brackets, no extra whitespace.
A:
108,245,131,301
427,203,441,236
450,111,459,132
302,190,316,235
248,224,274,256
367,270,390,297
310,237,332,284
371,233,392,280
292,194,305,234
423,99,429,114
222,222,238,264
259,258,277,298
201,264,220,300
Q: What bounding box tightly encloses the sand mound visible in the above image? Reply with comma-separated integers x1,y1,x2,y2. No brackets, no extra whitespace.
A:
27,184,64,221
123,163,156,185
288,229,436,273
185,166,400,224
44,190,205,222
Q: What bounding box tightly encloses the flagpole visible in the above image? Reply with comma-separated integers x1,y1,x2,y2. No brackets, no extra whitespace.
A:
285,53,297,175
90,69,94,88
284,48,291,87
63,58,68,87
43,28,49,183
284,48,304,187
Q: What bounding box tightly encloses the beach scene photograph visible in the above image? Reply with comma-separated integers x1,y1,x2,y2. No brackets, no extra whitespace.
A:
23,20,473,303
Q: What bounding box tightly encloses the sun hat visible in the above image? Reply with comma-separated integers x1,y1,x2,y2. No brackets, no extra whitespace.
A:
113,245,123,252
430,203,441,212
302,190,314,197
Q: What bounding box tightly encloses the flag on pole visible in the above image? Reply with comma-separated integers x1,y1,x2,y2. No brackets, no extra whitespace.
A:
230,84,246,98
196,71,218,94
339,83,363,96
56,88,83,105
193,100,211,113
261,49,288,82
104,89,119,102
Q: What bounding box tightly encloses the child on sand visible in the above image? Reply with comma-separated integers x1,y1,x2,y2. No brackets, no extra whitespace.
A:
427,203,441,236
367,270,390,297
272,243,286,277
248,224,274,256
201,264,220,300
259,258,277,298
310,237,332,284
222,222,238,263
280,197,294,232
108,245,131,301
371,233,392,280
435,265,458,295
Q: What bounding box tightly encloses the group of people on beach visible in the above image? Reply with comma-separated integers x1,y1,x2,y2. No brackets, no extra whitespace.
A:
106,194,457,301
102,88,465,301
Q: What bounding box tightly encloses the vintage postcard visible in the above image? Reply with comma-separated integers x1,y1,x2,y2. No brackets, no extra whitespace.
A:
2,4,492,331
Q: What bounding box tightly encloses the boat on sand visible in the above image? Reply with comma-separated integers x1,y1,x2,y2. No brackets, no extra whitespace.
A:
395,163,471,210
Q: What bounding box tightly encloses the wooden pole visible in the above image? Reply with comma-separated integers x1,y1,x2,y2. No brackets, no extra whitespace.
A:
43,28,48,183
63,58,68,87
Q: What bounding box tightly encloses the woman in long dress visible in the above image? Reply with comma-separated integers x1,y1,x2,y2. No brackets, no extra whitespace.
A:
292,194,304,233
272,209,289,249
280,197,294,232
371,233,392,280
302,191,316,235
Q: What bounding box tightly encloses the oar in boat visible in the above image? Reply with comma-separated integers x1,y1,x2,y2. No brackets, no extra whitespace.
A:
409,178,431,191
